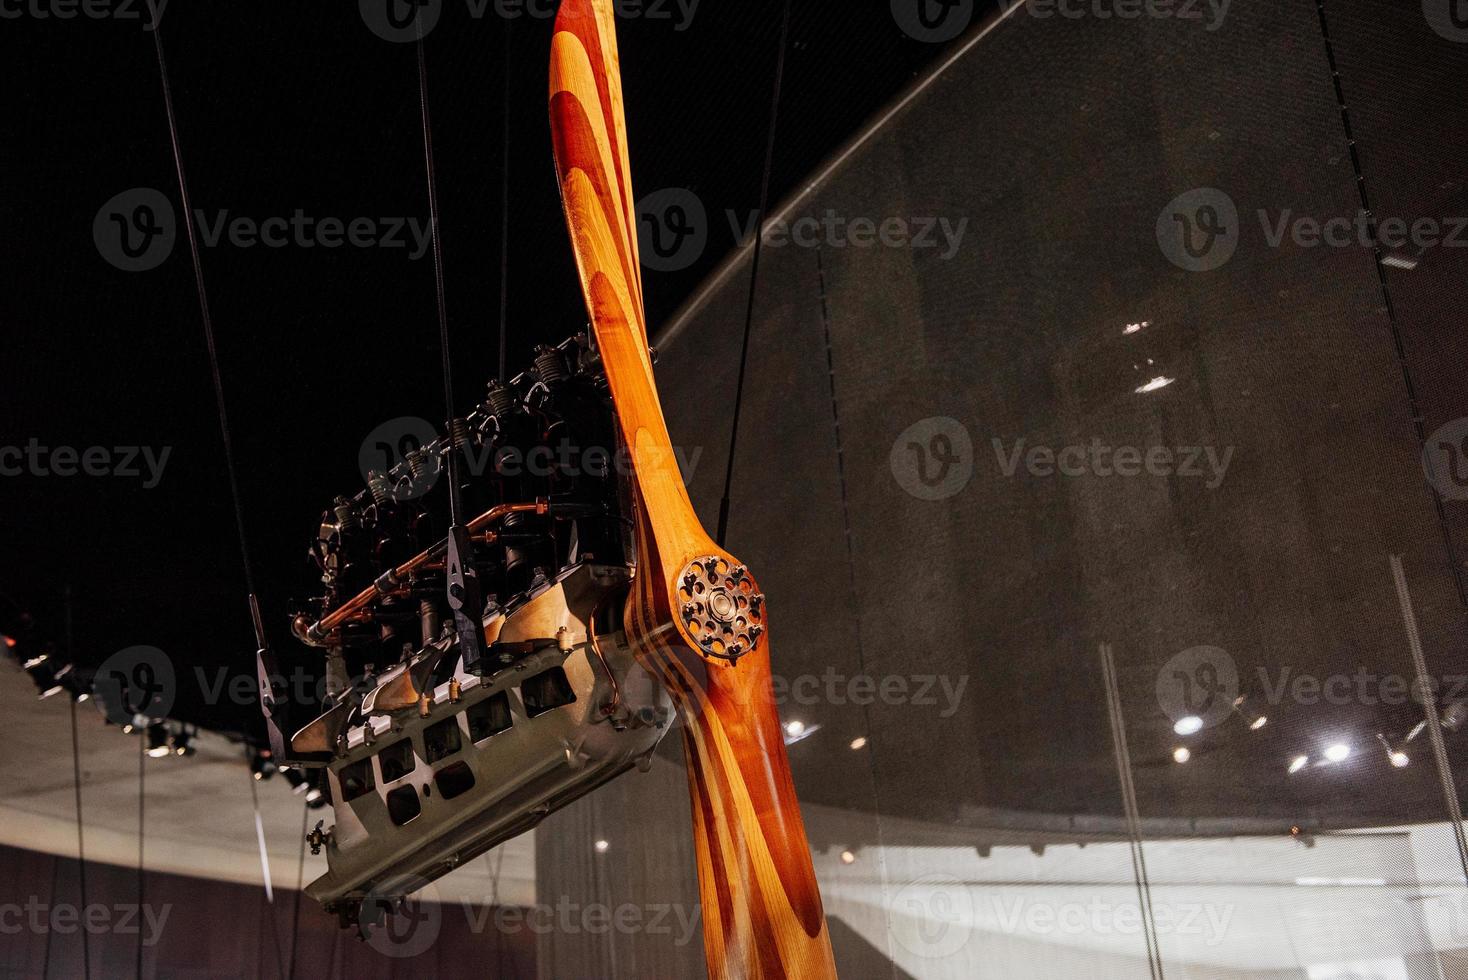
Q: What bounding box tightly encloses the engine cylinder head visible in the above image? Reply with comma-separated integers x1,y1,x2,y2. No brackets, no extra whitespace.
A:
534,346,568,385
484,380,516,418
366,471,392,507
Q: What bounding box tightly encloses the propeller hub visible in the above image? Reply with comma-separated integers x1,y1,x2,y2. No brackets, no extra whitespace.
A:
675,556,765,664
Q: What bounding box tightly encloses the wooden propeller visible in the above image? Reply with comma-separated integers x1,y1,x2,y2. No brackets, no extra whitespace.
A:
549,2,838,977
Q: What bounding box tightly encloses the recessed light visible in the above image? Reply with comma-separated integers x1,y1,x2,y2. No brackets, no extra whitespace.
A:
840,850,856,865
1173,747,1191,764
1288,755,1309,774
1136,376,1176,394
849,737,867,751
1249,715,1268,731
784,720,806,738
1174,716,1204,736
1324,743,1351,763
595,840,610,854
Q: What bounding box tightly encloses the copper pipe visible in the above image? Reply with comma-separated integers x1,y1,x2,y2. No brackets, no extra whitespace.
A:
587,592,624,721
296,500,548,645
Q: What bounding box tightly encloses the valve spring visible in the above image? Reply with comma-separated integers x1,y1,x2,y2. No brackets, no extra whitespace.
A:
333,496,359,532
484,380,516,418
449,418,473,452
534,346,568,385
406,447,432,481
366,471,392,507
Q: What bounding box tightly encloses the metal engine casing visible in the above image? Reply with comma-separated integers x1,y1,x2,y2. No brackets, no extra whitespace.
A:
303,562,673,922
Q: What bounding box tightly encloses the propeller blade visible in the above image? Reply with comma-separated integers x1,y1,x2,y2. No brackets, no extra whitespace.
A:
549,3,837,977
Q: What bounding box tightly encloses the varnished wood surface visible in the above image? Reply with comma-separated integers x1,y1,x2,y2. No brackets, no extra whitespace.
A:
549,2,837,977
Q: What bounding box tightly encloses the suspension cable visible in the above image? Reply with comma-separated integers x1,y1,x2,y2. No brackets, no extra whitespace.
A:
150,25,258,599
66,586,92,980
716,0,794,546
415,32,468,527
498,20,514,382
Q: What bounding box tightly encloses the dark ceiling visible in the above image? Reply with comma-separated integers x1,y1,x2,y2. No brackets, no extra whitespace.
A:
0,1,968,734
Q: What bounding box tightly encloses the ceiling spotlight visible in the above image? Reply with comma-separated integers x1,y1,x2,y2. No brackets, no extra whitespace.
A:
1375,734,1410,769
1123,321,1150,335
1135,376,1175,394
783,721,820,745
594,840,610,854
1288,754,1309,774
849,737,868,751
1172,746,1191,764
1173,716,1204,736
839,850,857,865
249,749,278,782
1323,743,1351,764
170,726,195,757
1230,695,1267,731
145,724,171,759
2,635,15,648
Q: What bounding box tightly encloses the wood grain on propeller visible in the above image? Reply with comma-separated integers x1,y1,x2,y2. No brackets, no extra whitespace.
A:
549,1,837,976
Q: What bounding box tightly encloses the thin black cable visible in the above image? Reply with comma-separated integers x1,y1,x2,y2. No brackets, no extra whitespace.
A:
66,586,92,980
716,0,794,546
498,20,514,382
250,775,289,980
150,25,257,597
41,850,60,979
415,33,466,526
135,735,145,980
286,800,308,980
